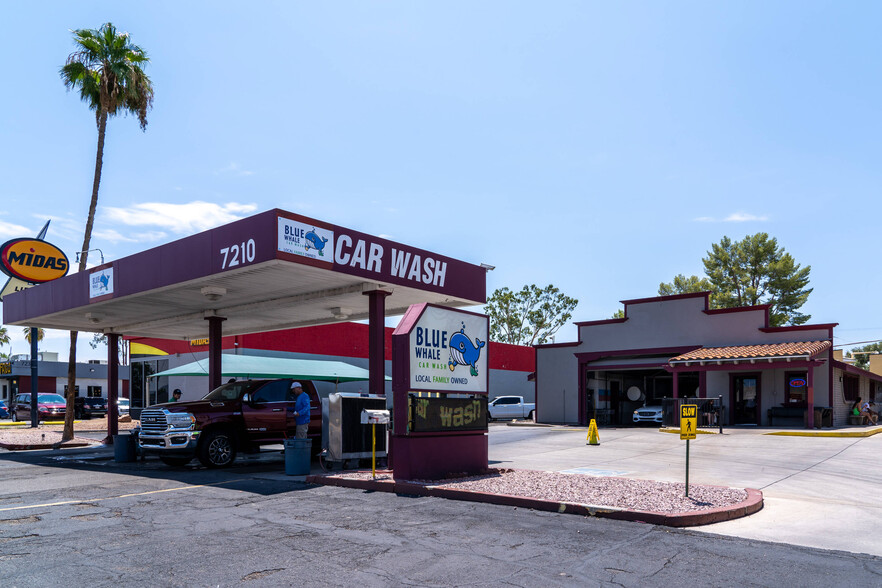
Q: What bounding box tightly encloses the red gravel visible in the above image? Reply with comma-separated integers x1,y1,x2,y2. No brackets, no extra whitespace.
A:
326,468,748,514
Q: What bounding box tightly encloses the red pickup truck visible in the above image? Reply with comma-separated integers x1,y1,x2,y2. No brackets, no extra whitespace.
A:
137,378,321,467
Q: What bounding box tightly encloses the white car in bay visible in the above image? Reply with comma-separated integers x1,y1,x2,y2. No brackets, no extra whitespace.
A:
632,404,663,424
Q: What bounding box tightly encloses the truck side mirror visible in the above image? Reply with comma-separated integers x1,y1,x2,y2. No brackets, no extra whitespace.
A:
242,393,251,404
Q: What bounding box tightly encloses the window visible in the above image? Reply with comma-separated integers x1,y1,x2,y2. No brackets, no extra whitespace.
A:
253,380,289,403
785,372,807,404
843,375,860,402
87,386,102,398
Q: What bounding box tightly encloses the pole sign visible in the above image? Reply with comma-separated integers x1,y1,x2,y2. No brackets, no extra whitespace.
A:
0,238,69,283
405,304,488,394
680,404,697,440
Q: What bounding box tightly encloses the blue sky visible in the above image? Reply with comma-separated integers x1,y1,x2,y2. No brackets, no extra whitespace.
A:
1,1,880,360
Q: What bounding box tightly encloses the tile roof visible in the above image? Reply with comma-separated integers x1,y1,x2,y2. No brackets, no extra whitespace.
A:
669,341,831,363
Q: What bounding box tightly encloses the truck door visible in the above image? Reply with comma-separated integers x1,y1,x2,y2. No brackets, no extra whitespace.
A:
242,380,289,442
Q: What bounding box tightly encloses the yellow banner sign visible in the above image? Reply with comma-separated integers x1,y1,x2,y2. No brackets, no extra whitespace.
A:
680,404,697,440
0,238,69,283
0,362,11,375
190,339,210,346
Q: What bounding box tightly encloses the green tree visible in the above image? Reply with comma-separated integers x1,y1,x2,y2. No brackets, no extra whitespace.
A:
661,234,811,327
611,309,625,319
847,342,882,370
658,274,713,299
60,22,154,439
485,284,578,346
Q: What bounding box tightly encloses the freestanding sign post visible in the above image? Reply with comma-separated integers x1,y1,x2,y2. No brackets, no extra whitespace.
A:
680,404,698,496
390,303,490,480
0,221,67,428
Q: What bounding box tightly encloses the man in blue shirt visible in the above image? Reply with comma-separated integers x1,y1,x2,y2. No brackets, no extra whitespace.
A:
290,382,311,439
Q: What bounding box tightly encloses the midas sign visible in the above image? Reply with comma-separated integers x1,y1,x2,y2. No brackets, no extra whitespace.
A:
0,238,69,283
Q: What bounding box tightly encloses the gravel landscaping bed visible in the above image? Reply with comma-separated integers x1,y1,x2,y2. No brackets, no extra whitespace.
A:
0,419,138,448
324,468,748,514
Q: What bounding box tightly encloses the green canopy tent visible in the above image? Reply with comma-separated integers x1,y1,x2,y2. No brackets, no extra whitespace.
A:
149,354,390,384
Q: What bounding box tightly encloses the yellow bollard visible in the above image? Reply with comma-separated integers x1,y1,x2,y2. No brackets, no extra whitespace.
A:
587,419,600,446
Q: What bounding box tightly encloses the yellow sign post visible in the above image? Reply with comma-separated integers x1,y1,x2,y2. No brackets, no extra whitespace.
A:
680,404,697,440
680,404,698,496
586,419,600,446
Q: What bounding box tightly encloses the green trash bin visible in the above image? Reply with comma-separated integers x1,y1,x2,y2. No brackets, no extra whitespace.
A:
284,438,312,475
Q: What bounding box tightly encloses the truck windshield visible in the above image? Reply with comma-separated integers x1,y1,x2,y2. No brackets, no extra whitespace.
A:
202,380,268,402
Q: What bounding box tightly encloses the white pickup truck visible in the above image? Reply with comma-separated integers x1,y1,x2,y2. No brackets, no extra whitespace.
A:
488,396,535,421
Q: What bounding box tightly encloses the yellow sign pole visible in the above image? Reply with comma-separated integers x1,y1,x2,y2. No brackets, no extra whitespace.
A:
680,404,698,496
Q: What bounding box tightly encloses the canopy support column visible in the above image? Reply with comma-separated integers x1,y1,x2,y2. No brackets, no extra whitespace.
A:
364,290,391,396
106,333,119,442
206,316,226,393
806,366,814,429
672,369,679,399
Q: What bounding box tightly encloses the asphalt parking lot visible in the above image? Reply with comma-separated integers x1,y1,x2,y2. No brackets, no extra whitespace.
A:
1,423,881,586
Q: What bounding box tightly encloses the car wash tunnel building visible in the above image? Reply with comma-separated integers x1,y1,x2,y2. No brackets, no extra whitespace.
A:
1,208,490,441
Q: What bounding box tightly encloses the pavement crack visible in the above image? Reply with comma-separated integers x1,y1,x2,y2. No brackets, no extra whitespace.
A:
241,568,285,581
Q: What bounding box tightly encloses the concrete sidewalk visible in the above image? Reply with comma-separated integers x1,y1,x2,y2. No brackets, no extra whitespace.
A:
489,424,882,557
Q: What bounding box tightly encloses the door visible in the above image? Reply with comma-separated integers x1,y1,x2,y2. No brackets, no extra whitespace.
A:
242,380,290,442
732,375,760,425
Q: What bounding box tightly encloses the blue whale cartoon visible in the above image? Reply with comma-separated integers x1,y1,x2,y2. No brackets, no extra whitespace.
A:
304,228,328,256
448,328,485,377
99,274,110,290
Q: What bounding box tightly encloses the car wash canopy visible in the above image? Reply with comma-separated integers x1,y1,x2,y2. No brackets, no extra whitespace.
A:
2,208,486,396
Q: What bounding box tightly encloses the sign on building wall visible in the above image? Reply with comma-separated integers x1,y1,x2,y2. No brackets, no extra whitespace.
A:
89,267,114,298
277,217,334,262
0,362,11,375
401,304,489,394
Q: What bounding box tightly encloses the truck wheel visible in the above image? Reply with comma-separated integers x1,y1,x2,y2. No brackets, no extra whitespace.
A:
11,411,17,422
528,410,534,421
198,430,237,468
160,456,193,467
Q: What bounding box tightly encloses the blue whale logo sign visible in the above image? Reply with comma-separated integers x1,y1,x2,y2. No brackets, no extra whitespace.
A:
406,306,489,394
304,228,328,256
448,328,485,377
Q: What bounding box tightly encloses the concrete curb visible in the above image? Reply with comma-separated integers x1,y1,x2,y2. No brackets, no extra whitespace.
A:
0,441,96,450
765,427,882,438
658,427,719,435
504,422,552,428
306,472,763,528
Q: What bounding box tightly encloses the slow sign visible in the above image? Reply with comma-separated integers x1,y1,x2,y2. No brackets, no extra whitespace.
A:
0,238,69,283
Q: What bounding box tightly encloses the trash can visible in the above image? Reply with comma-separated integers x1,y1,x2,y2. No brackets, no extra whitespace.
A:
811,407,834,429
113,433,137,462
284,438,312,475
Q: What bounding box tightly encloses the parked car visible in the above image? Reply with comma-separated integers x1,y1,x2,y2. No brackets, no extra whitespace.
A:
118,398,130,415
11,393,67,422
75,396,108,419
0,400,9,419
488,396,535,421
139,378,321,468
632,404,664,424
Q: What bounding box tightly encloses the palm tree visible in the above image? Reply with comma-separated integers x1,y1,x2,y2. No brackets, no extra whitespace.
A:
60,23,154,439
0,326,9,347
21,327,45,344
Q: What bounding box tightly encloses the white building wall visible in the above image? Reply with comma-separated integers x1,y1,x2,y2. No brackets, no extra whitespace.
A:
536,346,578,423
